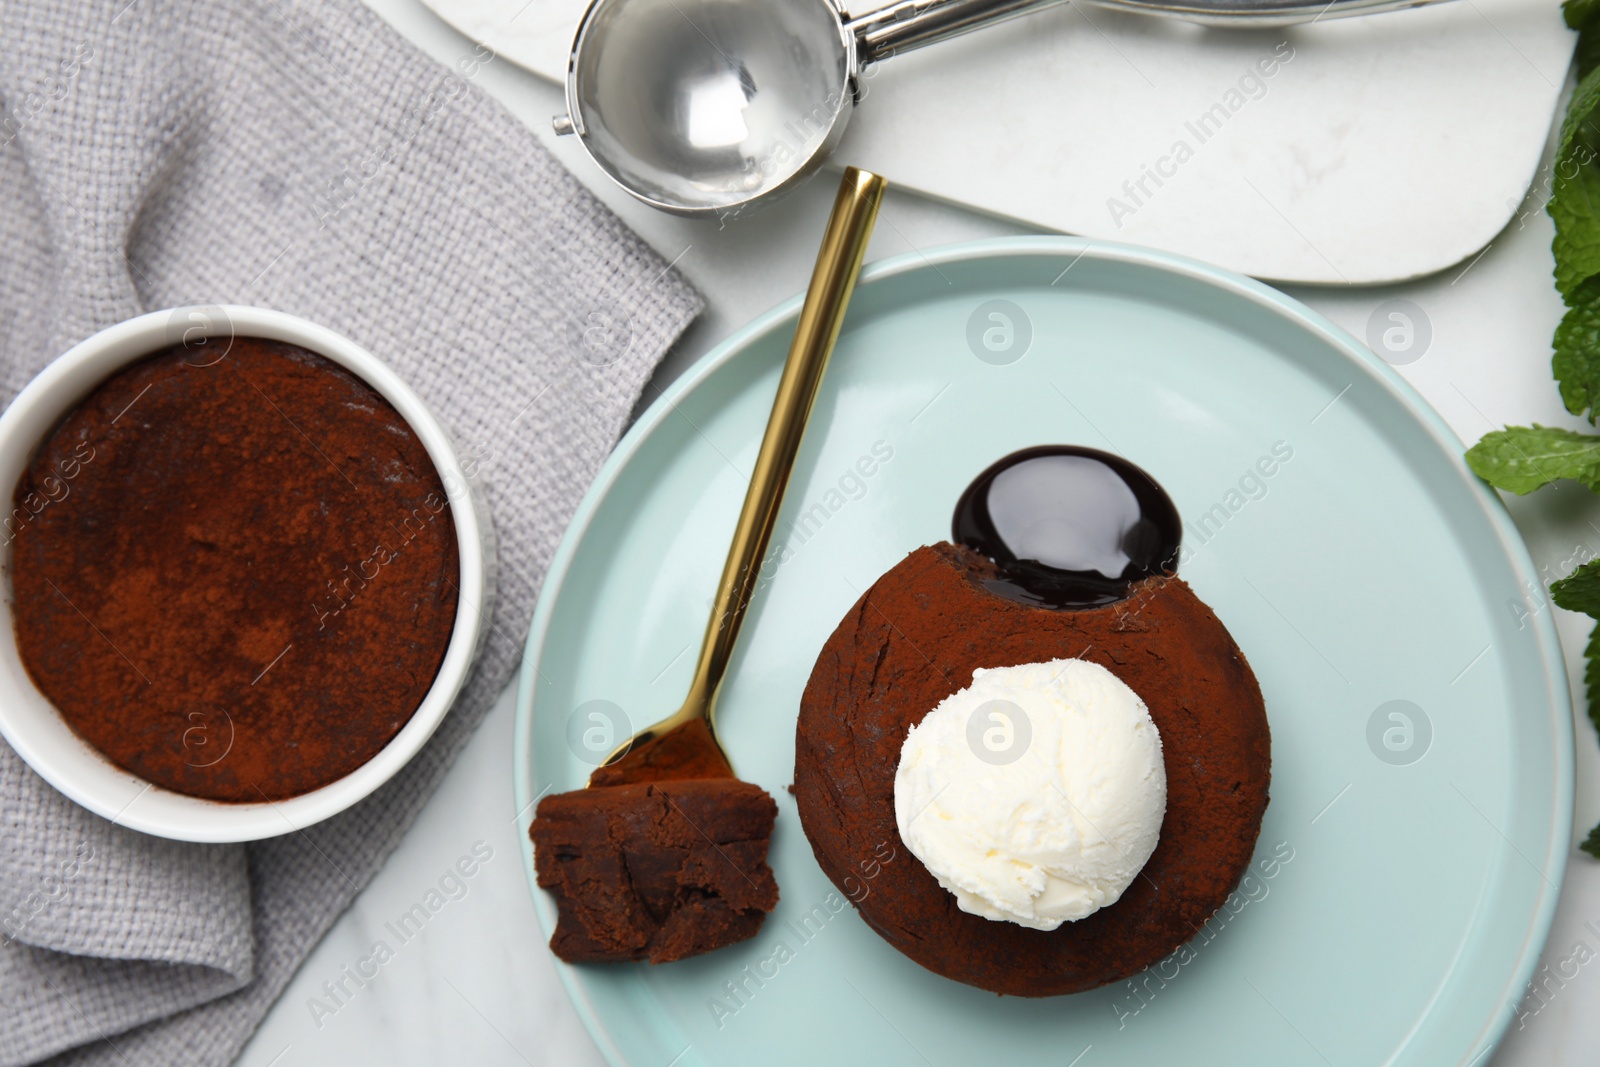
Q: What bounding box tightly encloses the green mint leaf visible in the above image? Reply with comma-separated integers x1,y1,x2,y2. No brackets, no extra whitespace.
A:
1551,592,1600,823
1567,0,1600,31
1587,620,1600,739
1464,424,1600,494
1555,276,1600,421
1552,559,1600,616
1580,29,1600,80
1583,821,1600,859
1550,68,1600,298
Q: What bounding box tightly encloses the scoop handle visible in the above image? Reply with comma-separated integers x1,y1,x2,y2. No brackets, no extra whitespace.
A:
850,0,1458,64
852,0,1065,64
684,167,886,731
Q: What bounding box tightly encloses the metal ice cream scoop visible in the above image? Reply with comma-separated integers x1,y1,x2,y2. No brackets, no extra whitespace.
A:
552,0,1455,218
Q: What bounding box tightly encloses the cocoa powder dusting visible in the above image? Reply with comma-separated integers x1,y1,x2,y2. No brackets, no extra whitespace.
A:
9,338,459,802
794,542,1271,996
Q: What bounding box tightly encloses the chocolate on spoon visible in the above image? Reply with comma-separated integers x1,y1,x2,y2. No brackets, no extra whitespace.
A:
529,168,886,965
584,717,731,787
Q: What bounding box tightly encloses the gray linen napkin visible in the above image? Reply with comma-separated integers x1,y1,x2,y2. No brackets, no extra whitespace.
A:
0,0,702,1063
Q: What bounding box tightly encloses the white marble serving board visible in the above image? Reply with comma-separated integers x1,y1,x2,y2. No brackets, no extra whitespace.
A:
418,0,1574,283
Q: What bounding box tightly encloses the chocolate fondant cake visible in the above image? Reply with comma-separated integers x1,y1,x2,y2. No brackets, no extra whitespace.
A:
794,542,1270,996
11,338,459,802
532,778,780,964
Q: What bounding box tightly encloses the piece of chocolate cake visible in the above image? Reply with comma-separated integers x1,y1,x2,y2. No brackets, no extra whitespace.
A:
794,542,1270,996
531,778,780,964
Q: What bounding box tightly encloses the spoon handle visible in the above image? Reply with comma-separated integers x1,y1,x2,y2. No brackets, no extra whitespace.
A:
684,167,886,733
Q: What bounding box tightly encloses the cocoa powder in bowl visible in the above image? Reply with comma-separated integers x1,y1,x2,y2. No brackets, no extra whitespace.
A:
8,338,460,802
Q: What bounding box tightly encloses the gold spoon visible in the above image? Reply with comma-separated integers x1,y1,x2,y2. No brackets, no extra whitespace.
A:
589,167,886,787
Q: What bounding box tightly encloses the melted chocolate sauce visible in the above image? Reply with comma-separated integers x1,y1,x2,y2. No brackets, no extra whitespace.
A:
952,445,1181,609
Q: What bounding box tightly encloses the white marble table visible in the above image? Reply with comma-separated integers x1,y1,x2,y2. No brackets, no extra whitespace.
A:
419,0,1575,285
232,2,1600,1063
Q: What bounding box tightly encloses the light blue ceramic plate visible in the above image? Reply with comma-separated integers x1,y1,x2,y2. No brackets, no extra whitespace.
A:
514,237,1572,1067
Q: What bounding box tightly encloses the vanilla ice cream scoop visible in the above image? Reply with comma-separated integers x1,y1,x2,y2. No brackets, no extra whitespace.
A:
893,658,1166,930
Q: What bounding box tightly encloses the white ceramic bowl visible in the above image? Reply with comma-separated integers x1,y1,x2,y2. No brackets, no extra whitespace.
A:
0,306,495,843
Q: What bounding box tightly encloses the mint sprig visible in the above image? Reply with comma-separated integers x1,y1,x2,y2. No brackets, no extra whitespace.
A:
1569,0,1600,31
1552,557,1600,616
1548,566,1600,772
1469,0,1600,857
1464,424,1600,493
1585,623,1600,749
1554,277,1600,419
1572,0,1600,79
1550,66,1600,301
1579,30,1600,82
